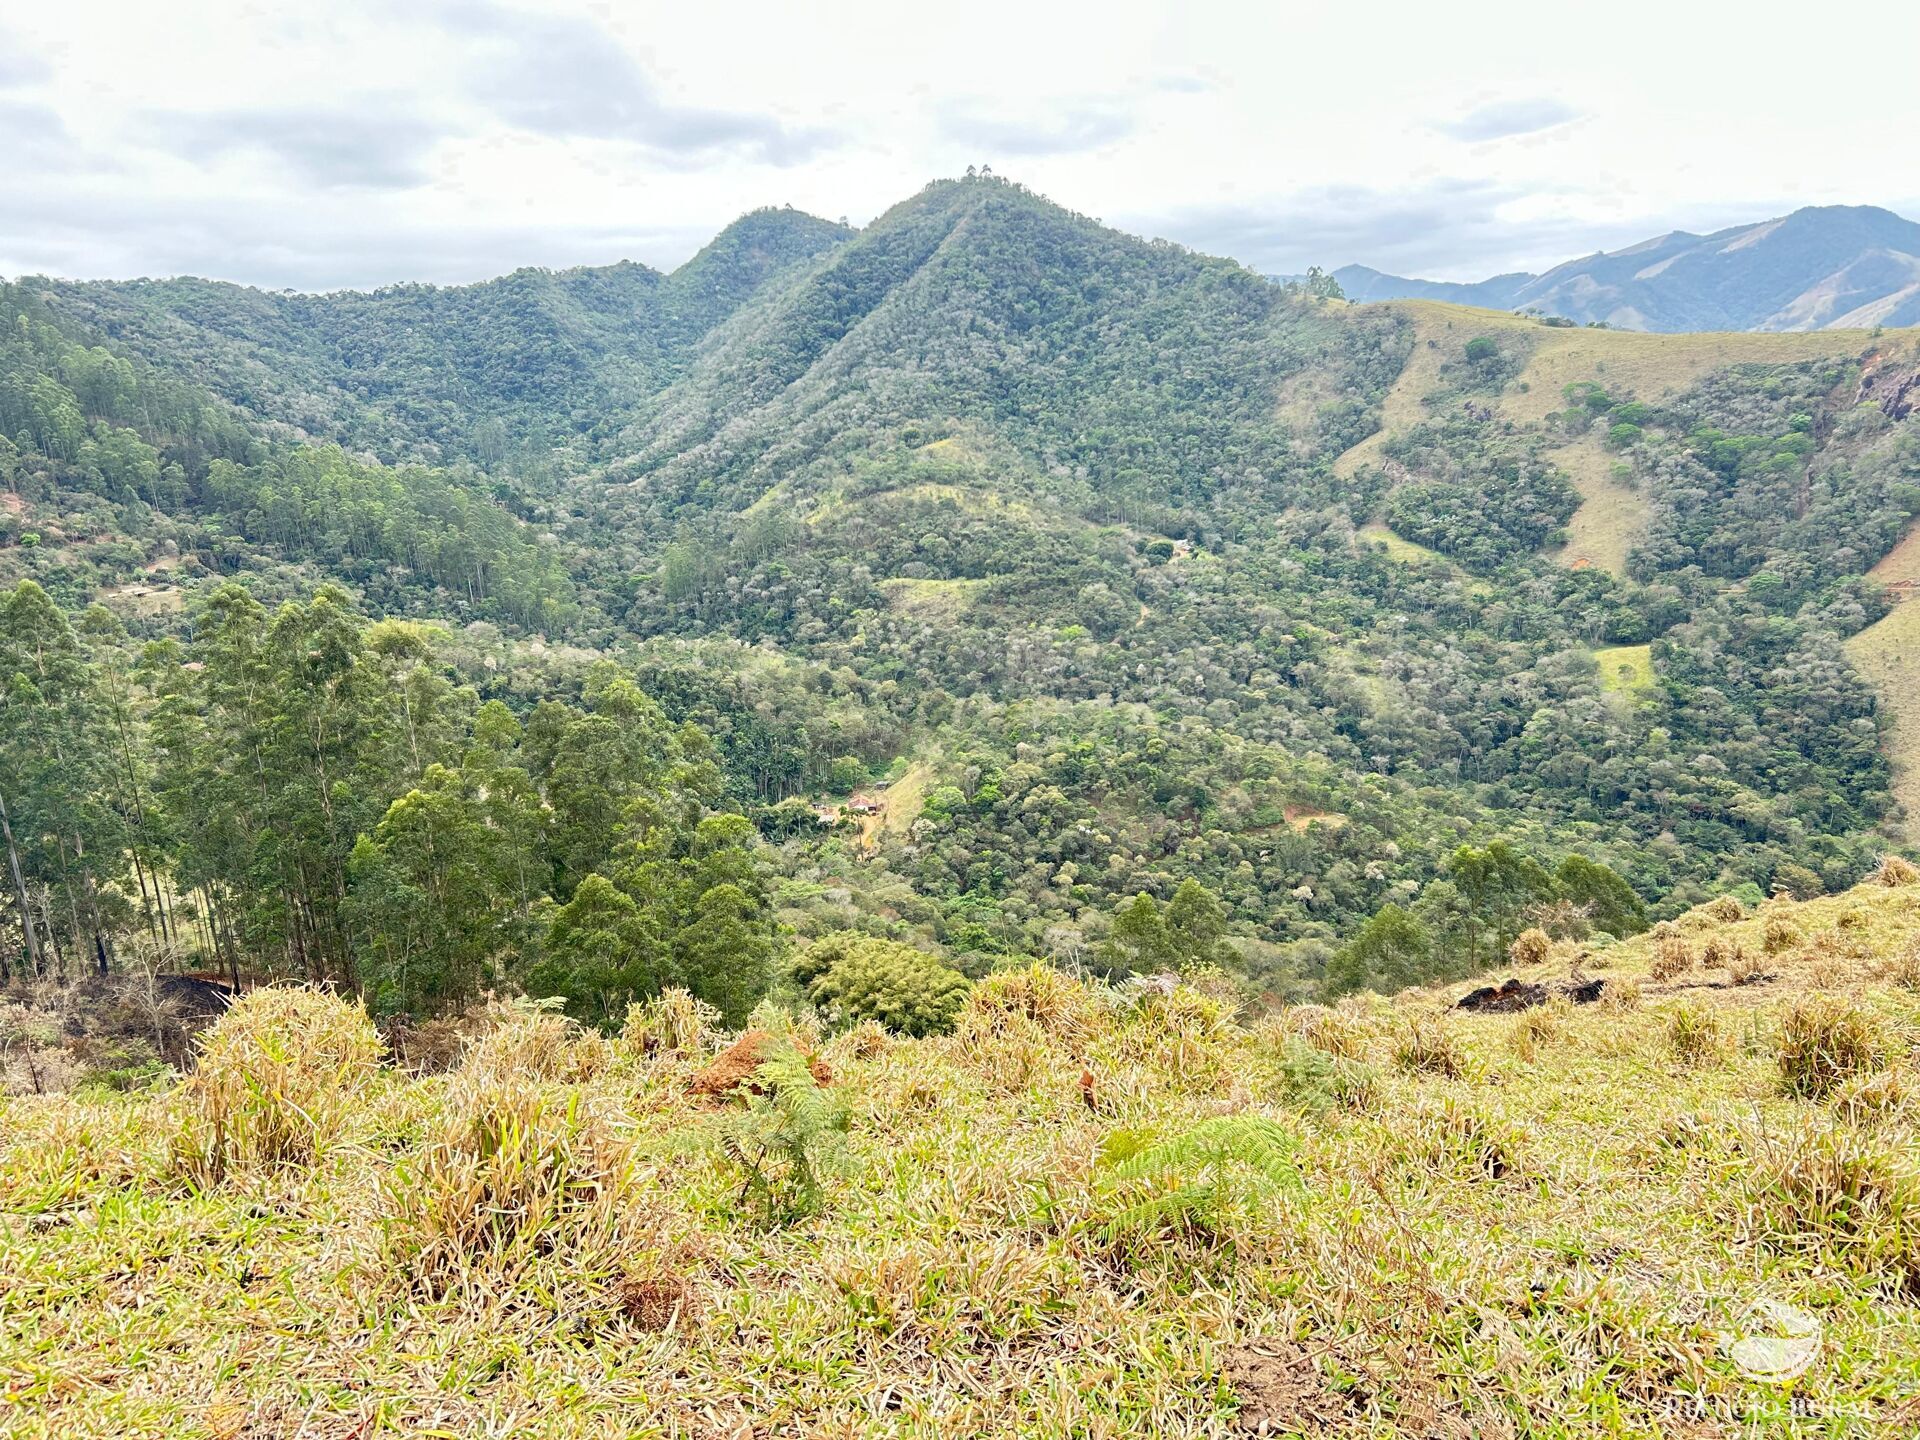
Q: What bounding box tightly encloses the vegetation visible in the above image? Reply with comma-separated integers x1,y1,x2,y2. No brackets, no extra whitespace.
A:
5,877,1920,1434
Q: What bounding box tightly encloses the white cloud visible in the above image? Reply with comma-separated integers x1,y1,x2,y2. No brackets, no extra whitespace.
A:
0,0,1915,289
1435,97,1580,143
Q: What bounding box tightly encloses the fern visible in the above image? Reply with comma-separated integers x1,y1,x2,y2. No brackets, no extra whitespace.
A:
717,1044,849,1225
1097,1116,1303,1244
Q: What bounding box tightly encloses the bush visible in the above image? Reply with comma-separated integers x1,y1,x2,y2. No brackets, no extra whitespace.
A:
1409,1097,1518,1179
800,935,971,1037
1508,928,1552,966
1649,938,1694,981
1666,1002,1725,1067
955,964,1100,1045
1395,1016,1468,1078
1762,917,1803,956
1775,995,1888,1099
173,987,382,1184
1740,1123,1918,1287
1286,1003,1372,1060
1704,895,1747,923
1871,856,1920,888
387,1055,630,1292
622,988,721,1059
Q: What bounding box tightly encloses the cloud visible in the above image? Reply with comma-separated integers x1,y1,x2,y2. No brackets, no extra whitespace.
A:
1120,179,1673,280
0,180,715,289
935,100,1136,157
1434,97,1580,143
0,99,78,163
0,40,49,88
146,105,447,189
445,2,837,166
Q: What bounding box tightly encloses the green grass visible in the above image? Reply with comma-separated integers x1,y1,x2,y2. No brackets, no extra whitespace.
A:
1594,643,1655,697
1356,522,1447,567
6,883,1920,1436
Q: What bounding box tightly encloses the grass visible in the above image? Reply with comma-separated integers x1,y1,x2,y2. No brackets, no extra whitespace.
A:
875,576,987,620
1593,642,1655,698
5,883,1920,1435
1551,435,1650,575
1846,598,1920,833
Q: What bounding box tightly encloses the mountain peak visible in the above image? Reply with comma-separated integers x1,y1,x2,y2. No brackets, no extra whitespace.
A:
1342,203,1920,331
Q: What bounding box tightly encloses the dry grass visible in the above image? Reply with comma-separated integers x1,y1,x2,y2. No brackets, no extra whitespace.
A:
170,986,383,1185
1649,936,1694,981
1774,994,1890,1099
10,881,1920,1435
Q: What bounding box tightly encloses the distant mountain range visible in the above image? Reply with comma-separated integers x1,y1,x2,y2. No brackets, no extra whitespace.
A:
1329,205,1920,332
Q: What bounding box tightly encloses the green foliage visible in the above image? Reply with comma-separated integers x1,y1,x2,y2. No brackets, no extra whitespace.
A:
797,933,971,1036
1096,1115,1303,1245
715,1043,850,1225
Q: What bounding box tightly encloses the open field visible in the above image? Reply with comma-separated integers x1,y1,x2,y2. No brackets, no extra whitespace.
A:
6,879,1920,1437
1847,596,1920,833
1550,436,1649,576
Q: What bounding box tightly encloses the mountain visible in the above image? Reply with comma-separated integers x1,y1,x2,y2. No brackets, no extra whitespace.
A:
26,206,854,466
4,173,1920,1022
1334,204,1920,332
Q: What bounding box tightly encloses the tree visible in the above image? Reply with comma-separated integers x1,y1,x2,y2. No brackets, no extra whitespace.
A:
1326,904,1431,994
797,933,971,1036
1553,855,1647,937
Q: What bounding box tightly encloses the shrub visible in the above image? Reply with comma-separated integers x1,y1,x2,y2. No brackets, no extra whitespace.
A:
716,1041,850,1225
1507,997,1572,1058
1410,1097,1518,1179
1600,977,1643,1012
1886,938,1920,990
1775,995,1887,1100
1395,1016,1468,1078
1871,856,1920,888
1703,895,1747,923
1833,1065,1914,1125
1666,1002,1725,1067
802,936,971,1037
173,987,382,1184
1286,1003,1372,1060
461,997,611,1086
622,987,722,1059
1762,918,1803,956
1508,928,1552,967
1740,1123,1918,1287
386,1060,630,1292
955,964,1100,1046
1095,1116,1301,1246
1649,938,1694,981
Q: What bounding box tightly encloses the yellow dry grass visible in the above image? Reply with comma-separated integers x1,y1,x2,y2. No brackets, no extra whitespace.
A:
1847,598,1920,832
1551,435,1650,575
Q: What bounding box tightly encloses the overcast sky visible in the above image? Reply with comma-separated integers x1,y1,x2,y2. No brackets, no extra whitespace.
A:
3,0,1916,292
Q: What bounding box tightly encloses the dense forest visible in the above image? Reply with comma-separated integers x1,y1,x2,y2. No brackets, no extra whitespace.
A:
4,174,1919,1046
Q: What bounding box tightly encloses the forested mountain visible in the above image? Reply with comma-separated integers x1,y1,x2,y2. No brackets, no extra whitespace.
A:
28,207,853,468
5,173,1920,1028
1334,204,1920,332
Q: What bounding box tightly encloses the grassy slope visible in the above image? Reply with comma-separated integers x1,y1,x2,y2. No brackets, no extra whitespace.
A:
1847,594,1920,833
6,882,1920,1437
1334,301,1897,576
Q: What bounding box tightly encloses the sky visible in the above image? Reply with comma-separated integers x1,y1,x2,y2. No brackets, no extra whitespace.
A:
2,0,1917,292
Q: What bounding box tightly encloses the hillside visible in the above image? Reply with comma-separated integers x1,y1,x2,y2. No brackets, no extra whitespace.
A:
1335,206,1920,333
25,207,854,467
4,173,1920,1033
4,872,1920,1436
